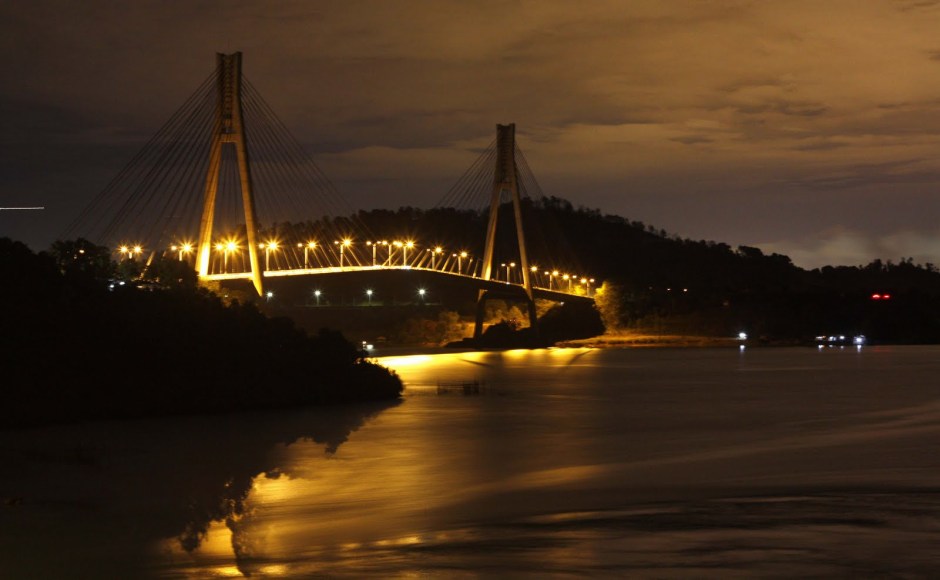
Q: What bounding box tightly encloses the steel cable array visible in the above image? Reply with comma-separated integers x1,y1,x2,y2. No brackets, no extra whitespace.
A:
432,137,584,285
63,67,373,271
61,61,586,287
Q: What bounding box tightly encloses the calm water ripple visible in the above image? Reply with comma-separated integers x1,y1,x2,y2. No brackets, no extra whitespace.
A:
1,345,939,578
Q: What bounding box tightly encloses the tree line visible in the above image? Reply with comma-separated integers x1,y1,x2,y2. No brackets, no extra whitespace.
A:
0,237,403,429
265,196,940,343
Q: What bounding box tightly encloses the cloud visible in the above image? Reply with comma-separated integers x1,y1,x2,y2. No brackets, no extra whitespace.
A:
759,227,940,269
4,1,940,266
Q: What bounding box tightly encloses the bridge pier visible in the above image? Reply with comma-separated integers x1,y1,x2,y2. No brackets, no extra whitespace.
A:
196,52,264,296
473,289,540,343
472,122,543,345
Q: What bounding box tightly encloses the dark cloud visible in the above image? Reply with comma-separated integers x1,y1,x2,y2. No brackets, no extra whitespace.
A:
3,1,940,267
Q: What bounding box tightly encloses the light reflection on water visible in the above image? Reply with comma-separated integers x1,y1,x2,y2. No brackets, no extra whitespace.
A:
2,346,940,577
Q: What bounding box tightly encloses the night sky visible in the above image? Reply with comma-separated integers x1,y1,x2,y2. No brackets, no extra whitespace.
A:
3,1,940,268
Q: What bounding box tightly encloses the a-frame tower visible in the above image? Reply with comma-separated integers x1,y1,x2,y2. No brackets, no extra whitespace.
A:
196,52,264,296
474,123,539,339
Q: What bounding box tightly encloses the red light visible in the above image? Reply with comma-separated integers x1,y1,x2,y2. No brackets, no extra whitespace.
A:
871,293,881,300
883,294,891,300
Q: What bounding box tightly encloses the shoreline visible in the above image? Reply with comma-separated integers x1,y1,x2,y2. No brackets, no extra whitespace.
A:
369,333,923,359
370,334,749,358
555,334,746,349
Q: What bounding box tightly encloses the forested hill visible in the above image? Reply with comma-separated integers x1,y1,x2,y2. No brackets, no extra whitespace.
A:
525,197,940,343
290,196,940,343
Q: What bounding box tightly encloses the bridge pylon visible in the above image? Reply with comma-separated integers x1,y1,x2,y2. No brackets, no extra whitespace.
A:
474,123,539,340
196,52,264,296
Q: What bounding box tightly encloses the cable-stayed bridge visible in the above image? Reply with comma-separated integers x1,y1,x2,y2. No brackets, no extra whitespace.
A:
64,52,596,339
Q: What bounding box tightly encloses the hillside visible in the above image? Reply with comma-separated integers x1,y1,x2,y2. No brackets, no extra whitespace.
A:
308,197,940,344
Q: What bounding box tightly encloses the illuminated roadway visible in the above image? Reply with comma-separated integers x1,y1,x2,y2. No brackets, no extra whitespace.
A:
202,265,594,303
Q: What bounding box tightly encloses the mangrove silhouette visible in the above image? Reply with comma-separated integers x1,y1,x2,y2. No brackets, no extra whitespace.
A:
0,398,399,578
0,238,403,429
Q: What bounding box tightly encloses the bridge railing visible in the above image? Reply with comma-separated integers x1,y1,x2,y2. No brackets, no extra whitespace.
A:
116,236,596,298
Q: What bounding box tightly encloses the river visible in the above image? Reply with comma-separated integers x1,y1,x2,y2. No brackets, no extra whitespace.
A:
2,345,939,578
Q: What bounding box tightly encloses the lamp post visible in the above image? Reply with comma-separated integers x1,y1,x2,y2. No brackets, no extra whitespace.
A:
226,241,238,273
381,241,390,266
550,270,559,289
366,289,373,305
530,265,539,287
264,241,278,270
403,241,414,267
336,239,351,269
299,241,316,269
458,251,468,275
418,288,426,303
170,244,192,262
431,247,443,270
508,262,516,284
177,242,193,262
367,241,377,267
564,273,571,291
392,241,402,267
314,290,321,305
214,243,224,273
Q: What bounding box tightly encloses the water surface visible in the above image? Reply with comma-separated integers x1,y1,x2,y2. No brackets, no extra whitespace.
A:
2,345,939,577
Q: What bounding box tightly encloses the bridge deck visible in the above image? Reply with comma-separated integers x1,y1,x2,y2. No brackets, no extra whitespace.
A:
202,265,593,302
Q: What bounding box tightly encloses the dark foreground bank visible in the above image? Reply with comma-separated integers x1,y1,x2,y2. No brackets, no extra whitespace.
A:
0,238,403,429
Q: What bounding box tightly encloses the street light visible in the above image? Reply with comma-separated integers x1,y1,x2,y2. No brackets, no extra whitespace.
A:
550,270,559,289
564,273,571,291
214,242,224,273
226,240,238,272
314,289,321,305
431,246,443,270
366,289,373,305
264,240,279,270
335,239,351,269
298,241,317,268
215,240,238,273
457,251,468,275
418,288,426,303
508,262,516,284
366,241,377,267
176,242,193,262
403,240,414,267
380,240,390,266
392,241,403,267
